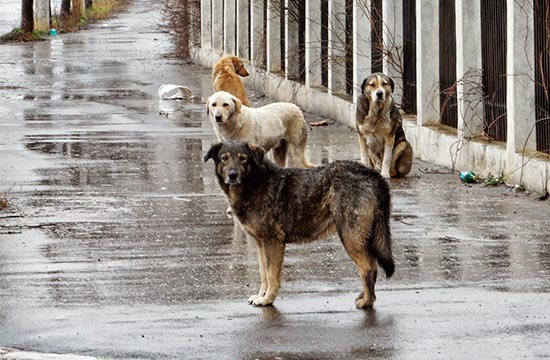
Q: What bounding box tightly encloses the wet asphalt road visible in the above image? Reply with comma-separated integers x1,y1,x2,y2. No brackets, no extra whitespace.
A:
1,1,550,359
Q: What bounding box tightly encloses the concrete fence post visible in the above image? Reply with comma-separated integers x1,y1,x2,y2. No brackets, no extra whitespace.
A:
250,0,266,68
212,0,223,51
455,0,484,139
224,0,236,54
236,0,250,60
201,0,212,49
34,0,50,32
305,0,322,88
328,0,346,95
416,0,440,125
353,0,372,104
506,0,536,154
382,0,403,105
266,0,282,73
285,0,300,80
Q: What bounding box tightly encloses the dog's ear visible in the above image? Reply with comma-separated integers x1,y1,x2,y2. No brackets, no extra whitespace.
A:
232,95,242,113
204,142,223,162
360,78,368,95
246,143,265,167
388,77,395,93
232,57,240,69
205,99,210,115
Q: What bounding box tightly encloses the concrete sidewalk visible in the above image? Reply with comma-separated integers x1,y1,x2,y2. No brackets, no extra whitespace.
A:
1,348,102,360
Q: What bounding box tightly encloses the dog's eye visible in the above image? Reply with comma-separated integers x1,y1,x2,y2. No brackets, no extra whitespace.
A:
212,102,217,107
238,154,248,162
368,82,375,87
222,103,229,107
220,154,230,161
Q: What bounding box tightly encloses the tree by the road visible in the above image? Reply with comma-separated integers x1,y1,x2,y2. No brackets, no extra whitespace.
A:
20,0,34,33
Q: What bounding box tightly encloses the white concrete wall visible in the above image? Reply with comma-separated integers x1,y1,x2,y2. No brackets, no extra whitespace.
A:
193,0,550,194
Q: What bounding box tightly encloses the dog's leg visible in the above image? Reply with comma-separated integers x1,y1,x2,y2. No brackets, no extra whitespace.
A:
355,254,378,309
251,241,285,306
358,134,371,167
339,229,378,309
380,135,395,179
287,127,314,168
248,242,268,304
391,141,413,178
273,142,288,167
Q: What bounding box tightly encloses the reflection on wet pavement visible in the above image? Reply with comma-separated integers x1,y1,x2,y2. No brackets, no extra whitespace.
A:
1,0,549,359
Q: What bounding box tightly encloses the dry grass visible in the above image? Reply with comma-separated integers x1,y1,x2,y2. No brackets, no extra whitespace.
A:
0,28,47,42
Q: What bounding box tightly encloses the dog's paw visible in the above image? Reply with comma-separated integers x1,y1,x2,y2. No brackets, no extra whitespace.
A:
381,171,391,179
355,294,375,309
252,296,274,307
248,294,261,304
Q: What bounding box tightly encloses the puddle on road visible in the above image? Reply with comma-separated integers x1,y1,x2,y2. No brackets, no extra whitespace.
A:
1,20,549,313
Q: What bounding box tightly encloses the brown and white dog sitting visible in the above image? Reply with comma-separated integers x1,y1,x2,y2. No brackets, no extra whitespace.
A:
212,55,251,107
355,73,413,178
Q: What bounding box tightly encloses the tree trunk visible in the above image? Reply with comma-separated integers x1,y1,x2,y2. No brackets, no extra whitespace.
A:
73,0,85,18
21,0,34,33
61,0,71,17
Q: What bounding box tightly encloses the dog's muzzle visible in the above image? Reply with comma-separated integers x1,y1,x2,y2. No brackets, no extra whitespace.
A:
215,114,223,123
225,169,240,185
375,89,385,101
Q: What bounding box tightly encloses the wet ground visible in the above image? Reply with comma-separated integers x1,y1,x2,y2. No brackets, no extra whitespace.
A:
1,1,550,359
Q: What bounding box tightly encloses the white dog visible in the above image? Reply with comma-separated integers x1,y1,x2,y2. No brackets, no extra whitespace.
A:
206,91,314,168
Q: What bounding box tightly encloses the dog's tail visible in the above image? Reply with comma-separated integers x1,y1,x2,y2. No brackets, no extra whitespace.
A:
371,183,395,278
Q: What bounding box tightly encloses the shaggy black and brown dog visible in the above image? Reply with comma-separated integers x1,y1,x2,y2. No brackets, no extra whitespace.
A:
204,140,395,309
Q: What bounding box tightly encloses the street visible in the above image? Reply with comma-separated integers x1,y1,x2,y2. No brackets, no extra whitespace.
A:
1,1,549,359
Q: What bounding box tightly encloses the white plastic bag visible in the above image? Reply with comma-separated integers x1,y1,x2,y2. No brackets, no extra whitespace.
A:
158,84,193,100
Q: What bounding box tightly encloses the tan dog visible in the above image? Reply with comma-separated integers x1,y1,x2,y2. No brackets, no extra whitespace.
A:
212,55,251,107
204,141,394,308
356,73,413,178
206,91,314,168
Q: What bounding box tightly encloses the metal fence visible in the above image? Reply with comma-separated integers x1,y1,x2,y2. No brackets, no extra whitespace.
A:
535,0,550,154
439,0,458,129
481,0,508,142
371,0,383,73
321,0,329,87
345,0,354,95
402,0,416,114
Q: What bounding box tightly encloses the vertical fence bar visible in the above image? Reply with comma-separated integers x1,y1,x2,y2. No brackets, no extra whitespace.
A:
328,0,346,95
371,0,383,73
321,0,329,87
439,0,458,128
534,0,550,153
481,0,507,141
402,0,417,114
345,0,353,95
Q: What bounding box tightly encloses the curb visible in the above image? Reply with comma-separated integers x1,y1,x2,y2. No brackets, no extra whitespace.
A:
0,348,100,360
